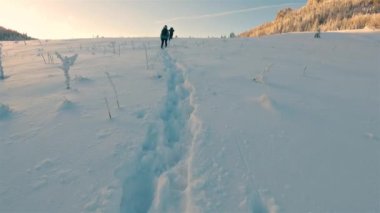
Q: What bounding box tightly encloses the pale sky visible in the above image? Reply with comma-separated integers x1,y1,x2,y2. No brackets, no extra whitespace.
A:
0,0,306,39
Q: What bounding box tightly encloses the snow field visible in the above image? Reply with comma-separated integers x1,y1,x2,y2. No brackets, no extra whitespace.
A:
1,32,380,212
0,38,167,213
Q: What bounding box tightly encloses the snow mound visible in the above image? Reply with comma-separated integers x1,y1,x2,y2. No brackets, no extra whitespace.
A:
0,103,12,120
34,158,55,171
252,94,275,112
73,75,92,83
365,132,380,141
258,94,274,111
57,99,77,111
83,186,115,213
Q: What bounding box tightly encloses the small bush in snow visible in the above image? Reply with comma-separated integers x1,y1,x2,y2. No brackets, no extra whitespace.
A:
131,40,136,50
0,44,4,79
253,64,273,83
56,52,78,89
37,48,47,64
303,65,308,76
105,72,120,109
47,52,54,64
110,41,117,55
144,43,149,70
314,29,321,38
104,97,112,120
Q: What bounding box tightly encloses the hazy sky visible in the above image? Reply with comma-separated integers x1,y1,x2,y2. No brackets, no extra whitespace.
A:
0,0,307,39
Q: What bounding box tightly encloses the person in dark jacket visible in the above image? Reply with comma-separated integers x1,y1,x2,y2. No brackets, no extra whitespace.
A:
160,25,169,49
169,27,175,41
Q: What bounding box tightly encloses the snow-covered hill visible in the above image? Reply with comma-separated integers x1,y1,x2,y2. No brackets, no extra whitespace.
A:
240,0,380,37
0,32,379,213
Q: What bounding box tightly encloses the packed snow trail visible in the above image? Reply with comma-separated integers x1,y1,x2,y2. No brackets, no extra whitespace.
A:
120,50,201,213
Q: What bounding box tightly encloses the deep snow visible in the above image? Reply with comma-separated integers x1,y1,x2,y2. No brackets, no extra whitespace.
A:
0,32,379,213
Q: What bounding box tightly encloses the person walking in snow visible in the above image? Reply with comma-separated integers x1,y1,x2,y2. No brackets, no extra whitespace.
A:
169,27,175,41
160,25,169,49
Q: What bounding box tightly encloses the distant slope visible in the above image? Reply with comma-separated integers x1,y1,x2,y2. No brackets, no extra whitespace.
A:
0,26,34,41
240,0,380,37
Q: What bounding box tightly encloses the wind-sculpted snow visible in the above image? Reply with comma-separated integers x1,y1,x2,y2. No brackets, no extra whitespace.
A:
119,51,201,213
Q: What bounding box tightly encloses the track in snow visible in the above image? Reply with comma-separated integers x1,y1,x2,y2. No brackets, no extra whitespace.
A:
120,50,201,213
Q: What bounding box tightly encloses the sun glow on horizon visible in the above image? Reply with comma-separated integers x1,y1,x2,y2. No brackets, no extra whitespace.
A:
0,1,90,39
0,0,307,39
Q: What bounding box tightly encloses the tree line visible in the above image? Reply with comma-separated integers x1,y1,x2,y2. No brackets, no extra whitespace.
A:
0,26,34,41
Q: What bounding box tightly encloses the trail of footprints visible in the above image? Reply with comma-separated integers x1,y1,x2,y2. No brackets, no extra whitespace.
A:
121,51,200,213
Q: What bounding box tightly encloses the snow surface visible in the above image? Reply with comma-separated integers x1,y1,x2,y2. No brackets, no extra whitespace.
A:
0,32,379,213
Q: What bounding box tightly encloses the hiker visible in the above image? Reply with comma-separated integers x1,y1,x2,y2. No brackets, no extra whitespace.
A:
160,25,169,48
169,27,175,41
